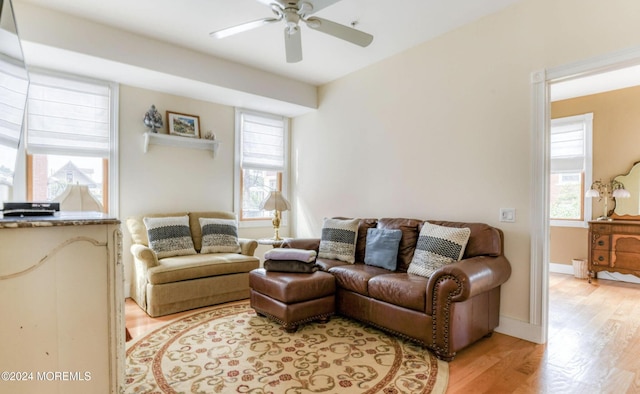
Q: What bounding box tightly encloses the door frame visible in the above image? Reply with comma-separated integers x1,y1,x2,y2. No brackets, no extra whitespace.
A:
530,46,640,343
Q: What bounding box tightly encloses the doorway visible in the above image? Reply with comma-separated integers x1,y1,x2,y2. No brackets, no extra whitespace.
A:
531,46,640,344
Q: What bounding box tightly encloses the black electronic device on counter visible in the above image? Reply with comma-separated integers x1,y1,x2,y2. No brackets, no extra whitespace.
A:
2,202,60,217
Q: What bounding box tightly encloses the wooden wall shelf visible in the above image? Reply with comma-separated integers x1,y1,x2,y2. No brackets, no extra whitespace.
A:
143,132,219,157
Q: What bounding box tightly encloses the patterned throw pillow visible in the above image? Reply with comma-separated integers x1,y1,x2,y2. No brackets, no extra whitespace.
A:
199,218,241,254
318,218,359,263
143,215,197,259
407,222,471,278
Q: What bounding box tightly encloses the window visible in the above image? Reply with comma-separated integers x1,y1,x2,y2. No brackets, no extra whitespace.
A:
0,56,29,196
550,113,593,227
234,109,288,225
25,70,118,213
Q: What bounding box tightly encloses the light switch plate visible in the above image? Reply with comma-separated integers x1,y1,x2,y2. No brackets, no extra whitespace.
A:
500,208,516,222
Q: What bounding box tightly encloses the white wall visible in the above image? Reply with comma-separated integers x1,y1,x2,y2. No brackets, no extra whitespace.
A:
291,0,640,329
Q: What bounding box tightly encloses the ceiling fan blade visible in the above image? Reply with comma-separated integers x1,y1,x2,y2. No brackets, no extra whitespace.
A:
284,27,302,63
210,17,280,39
305,17,373,47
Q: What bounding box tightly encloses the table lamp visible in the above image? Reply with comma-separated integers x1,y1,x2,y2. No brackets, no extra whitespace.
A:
259,191,291,240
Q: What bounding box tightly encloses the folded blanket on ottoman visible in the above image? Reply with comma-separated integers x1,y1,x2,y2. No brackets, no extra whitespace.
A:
264,259,320,273
264,248,317,263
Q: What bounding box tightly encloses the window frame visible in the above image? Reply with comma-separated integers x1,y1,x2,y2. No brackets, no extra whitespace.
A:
549,113,593,228
23,69,119,214
234,108,289,228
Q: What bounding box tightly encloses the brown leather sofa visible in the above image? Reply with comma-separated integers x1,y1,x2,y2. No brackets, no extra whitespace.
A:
281,218,511,361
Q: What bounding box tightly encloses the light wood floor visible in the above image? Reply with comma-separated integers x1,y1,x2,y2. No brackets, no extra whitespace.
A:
125,273,640,393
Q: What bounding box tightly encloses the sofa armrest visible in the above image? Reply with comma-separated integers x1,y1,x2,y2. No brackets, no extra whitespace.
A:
426,255,511,315
282,238,321,252
239,238,258,256
130,244,159,268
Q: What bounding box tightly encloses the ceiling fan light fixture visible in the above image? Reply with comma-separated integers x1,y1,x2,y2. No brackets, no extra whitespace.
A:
305,17,321,29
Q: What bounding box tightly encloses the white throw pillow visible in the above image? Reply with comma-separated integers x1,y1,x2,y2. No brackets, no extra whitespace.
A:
407,222,470,278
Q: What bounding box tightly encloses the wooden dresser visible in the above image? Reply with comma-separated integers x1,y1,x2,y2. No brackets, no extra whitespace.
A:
588,220,640,282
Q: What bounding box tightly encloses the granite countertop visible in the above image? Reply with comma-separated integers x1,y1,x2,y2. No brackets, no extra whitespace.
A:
0,211,120,228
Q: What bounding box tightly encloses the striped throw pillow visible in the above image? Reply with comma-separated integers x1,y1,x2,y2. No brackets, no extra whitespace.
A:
318,218,359,263
407,222,470,278
199,218,241,253
143,215,197,258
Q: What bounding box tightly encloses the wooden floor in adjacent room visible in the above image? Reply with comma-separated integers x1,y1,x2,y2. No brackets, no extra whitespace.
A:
125,273,640,393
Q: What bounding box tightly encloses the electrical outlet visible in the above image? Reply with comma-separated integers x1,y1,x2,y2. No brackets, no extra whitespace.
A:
500,208,516,222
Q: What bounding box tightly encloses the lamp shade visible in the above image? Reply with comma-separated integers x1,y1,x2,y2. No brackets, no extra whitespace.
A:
53,184,103,212
585,189,600,198
259,191,291,211
612,188,631,198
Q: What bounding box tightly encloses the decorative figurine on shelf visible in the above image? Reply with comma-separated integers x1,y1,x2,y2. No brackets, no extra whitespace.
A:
143,104,163,133
203,131,216,140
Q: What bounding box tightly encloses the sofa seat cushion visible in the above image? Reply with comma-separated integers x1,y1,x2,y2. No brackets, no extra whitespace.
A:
368,273,428,312
315,257,350,272
147,253,259,285
328,264,391,296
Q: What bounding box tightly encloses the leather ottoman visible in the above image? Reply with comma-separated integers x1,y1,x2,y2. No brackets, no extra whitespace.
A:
249,268,336,332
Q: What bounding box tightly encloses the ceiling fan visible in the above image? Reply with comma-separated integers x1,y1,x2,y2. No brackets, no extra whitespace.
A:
209,0,374,63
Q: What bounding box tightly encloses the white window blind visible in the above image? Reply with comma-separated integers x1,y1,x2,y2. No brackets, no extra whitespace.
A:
240,111,285,171
0,57,28,148
550,113,592,174
27,72,111,157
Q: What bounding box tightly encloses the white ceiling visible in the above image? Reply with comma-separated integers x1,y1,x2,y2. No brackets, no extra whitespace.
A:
16,0,526,86
15,0,639,108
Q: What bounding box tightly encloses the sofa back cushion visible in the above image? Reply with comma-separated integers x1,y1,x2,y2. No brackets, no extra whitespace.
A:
189,211,237,252
127,212,189,246
426,221,503,258
377,218,424,272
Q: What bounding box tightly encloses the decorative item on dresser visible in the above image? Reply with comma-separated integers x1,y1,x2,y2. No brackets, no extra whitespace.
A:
588,220,640,283
585,179,630,221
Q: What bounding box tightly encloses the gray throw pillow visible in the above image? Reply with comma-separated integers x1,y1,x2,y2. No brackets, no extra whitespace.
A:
143,215,197,258
407,222,470,278
364,228,402,271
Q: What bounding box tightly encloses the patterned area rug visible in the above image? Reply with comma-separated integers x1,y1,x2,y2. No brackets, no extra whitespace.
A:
125,302,448,393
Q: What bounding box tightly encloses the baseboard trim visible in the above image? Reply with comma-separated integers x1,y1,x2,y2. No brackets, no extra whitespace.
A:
549,262,640,284
495,316,544,344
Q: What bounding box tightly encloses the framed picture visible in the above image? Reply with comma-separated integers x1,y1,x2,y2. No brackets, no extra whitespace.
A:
167,111,200,138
